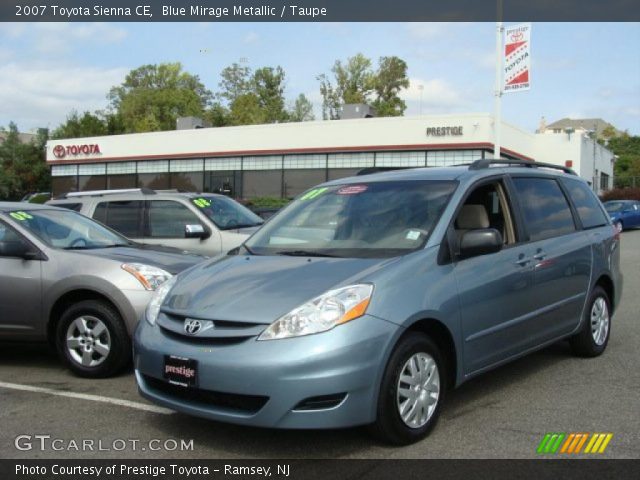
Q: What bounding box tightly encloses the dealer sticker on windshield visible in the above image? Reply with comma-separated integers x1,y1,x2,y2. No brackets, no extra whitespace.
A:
192,198,211,208
9,211,33,221
337,185,368,195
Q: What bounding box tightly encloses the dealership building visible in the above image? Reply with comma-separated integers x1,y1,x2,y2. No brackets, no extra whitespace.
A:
45,113,615,198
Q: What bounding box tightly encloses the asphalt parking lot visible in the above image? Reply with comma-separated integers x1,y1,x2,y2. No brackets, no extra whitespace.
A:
1,230,639,460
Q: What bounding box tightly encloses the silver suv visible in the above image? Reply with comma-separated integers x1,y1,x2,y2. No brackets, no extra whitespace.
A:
48,189,264,256
0,203,203,377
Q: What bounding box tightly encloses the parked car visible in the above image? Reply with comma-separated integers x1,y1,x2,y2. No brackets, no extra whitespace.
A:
134,160,622,445
47,189,264,256
604,200,640,232
0,203,204,377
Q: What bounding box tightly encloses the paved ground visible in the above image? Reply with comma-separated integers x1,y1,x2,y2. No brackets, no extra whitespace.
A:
1,230,639,459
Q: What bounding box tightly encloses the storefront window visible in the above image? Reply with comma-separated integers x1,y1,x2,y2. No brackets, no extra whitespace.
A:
107,174,136,190
242,171,282,198
51,177,77,197
283,169,327,197
170,172,204,192
138,173,170,190
78,175,106,191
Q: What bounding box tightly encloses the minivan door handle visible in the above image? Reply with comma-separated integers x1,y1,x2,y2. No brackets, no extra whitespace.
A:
533,252,547,261
515,254,532,267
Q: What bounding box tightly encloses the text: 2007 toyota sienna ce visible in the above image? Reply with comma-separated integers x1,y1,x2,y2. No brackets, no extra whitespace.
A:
134,160,622,445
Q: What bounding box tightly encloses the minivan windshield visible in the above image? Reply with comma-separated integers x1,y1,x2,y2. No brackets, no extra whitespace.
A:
244,180,458,258
8,208,131,250
191,196,264,230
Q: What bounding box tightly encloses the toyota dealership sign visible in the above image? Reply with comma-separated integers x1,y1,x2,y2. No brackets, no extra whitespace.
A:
52,143,102,159
503,23,531,93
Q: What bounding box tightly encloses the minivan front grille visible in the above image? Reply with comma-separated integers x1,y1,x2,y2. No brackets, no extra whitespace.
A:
142,375,269,414
157,310,267,341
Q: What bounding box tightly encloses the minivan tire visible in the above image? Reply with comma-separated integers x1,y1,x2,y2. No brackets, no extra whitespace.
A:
369,332,446,445
55,300,131,378
570,286,611,358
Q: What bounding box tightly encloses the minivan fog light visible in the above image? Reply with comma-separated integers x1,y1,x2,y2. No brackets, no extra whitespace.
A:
258,284,373,340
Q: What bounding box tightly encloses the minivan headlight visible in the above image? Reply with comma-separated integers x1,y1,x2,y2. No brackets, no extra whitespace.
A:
258,284,373,341
122,263,172,291
145,276,177,326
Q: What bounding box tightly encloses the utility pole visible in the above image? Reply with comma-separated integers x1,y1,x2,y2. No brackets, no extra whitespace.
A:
493,0,504,159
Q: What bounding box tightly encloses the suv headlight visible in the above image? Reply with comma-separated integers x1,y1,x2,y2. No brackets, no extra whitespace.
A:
258,284,374,341
145,276,177,326
122,263,172,291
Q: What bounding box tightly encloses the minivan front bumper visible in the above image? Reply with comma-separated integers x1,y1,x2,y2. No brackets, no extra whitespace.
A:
133,314,398,429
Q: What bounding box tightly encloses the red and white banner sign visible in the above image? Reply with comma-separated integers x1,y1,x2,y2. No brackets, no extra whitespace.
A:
503,23,531,93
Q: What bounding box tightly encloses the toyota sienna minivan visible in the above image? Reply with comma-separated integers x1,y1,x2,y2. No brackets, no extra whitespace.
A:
134,160,622,445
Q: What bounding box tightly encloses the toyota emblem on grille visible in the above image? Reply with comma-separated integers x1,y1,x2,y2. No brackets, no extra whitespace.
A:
184,319,202,335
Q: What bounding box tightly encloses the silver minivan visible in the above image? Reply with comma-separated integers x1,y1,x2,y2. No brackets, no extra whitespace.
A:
48,189,264,256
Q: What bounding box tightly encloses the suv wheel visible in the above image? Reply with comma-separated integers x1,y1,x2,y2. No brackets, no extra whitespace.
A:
55,300,131,378
369,333,446,445
570,286,611,357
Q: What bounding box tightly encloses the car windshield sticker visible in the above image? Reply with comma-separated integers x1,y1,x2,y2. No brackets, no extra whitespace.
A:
337,185,368,195
192,198,212,208
9,211,33,221
406,230,421,241
300,187,328,201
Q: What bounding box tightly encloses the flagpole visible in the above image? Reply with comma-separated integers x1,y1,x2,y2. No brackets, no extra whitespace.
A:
494,0,504,159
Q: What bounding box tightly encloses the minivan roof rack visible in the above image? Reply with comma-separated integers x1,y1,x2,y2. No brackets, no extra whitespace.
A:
469,159,577,175
60,188,157,199
356,167,408,176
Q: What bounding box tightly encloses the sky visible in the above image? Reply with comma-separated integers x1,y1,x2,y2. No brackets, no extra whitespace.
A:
0,22,638,135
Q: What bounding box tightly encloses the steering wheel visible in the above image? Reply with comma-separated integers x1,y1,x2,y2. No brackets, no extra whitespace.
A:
69,237,88,248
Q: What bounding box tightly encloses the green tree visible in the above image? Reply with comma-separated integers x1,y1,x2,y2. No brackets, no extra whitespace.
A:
218,63,252,105
252,66,289,123
0,123,49,200
51,111,107,139
108,63,212,133
371,56,410,117
288,94,315,122
318,53,409,119
229,93,266,126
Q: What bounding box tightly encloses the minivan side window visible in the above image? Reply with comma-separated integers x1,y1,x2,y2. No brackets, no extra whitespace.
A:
562,178,609,229
93,201,144,238
512,177,576,242
147,200,203,239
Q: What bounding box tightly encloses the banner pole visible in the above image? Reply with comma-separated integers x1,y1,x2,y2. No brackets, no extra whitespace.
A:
494,0,504,159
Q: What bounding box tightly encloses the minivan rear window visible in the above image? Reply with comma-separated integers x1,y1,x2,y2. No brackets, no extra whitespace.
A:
512,177,576,241
93,201,144,238
562,178,609,229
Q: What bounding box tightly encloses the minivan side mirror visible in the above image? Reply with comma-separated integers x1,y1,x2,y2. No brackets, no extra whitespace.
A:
458,229,503,259
0,240,42,260
184,224,210,240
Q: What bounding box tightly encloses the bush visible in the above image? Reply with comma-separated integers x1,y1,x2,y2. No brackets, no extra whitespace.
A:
241,197,291,209
600,187,640,202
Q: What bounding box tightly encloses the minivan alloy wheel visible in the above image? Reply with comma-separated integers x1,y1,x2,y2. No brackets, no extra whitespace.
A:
66,316,111,367
590,297,610,346
397,352,440,429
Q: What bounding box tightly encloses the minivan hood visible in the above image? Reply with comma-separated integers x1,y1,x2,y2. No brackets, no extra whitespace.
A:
163,254,392,324
73,246,204,275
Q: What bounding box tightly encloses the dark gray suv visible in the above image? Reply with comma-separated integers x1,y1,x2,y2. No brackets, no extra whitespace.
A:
134,160,622,445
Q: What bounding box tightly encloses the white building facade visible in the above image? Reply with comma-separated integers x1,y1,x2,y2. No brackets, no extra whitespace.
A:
46,113,615,198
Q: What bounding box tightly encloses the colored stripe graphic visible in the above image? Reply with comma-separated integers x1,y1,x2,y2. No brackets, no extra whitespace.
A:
538,433,613,454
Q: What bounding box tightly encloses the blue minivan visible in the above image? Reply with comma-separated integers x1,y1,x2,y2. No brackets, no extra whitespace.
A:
134,160,622,445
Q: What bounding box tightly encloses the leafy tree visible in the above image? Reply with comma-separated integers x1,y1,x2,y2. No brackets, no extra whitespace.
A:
371,56,410,117
318,53,409,119
218,63,252,105
0,123,49,200
288,94,315,122
108,63,212,133
215,63,290,125
51,111,107,139
605,132,640,188
253,66,289,123
229,93,266,126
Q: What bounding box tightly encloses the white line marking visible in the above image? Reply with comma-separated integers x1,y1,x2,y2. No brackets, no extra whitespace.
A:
0,381,173,415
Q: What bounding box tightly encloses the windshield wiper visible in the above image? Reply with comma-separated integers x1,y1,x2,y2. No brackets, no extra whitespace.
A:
220,222,263,230
276,250,339,258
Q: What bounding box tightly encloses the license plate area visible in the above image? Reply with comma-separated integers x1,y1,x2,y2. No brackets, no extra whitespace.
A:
163,355,198,387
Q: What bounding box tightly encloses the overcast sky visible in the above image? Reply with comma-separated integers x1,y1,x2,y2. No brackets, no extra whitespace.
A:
1,22,638,134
